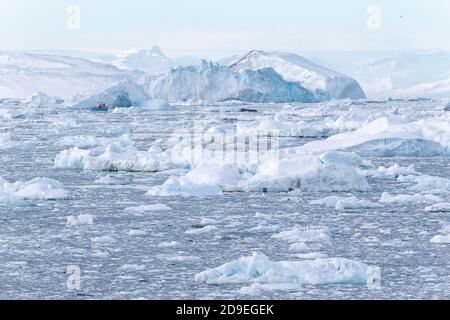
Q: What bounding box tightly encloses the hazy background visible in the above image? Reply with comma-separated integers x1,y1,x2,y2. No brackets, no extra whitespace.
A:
1,0,449,57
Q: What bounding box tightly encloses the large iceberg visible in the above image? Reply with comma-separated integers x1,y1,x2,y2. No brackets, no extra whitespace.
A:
230,50,366,100
143,61,315,103
195,252,377,286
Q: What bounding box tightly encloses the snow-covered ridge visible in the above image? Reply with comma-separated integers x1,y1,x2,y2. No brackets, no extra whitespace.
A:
0,52,136,99
230,50,366,100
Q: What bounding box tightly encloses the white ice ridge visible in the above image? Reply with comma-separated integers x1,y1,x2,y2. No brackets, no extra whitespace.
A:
195,252,377,286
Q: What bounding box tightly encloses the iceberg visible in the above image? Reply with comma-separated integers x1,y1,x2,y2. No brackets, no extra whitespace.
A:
297,117,450,157
143,60,316,103
195,252,377,286
1,176,69,204
230,50,366,100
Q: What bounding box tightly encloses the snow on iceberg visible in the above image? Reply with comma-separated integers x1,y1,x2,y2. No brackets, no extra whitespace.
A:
230,50,366,100
143,60,316,103
195,252,377,286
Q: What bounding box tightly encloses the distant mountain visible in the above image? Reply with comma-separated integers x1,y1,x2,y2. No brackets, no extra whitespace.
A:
114,46,202,75
229,50,366,100
0,52,134,99
302,51,450,98
359,52,450,97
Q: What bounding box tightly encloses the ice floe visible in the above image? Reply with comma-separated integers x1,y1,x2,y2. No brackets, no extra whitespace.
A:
124,203,173,212
1,177,68,203
424,203,450,212
67,214,94,226
195,252,377,286
379,192,442,204
310,196,380,210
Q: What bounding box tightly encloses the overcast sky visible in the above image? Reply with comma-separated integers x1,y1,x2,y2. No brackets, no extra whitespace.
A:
1,0,449,57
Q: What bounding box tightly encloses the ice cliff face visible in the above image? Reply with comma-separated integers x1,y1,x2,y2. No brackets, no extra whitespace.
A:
230,50,366,100
143,61,316,103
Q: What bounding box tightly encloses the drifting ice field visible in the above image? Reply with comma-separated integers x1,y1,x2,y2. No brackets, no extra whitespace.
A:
1,98,450,299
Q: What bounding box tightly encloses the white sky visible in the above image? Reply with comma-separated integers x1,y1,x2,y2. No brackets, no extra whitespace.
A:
0,0,449,57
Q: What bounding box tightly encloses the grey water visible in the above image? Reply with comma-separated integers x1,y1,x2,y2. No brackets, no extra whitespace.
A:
0,101,449,299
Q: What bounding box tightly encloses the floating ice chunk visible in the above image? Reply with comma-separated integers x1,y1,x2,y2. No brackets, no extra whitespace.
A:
124,204,172,212
185,225,218,235
96,125,132,135
66,214,94,226
405,175,450,194
118,264,145,271
237,112,330,138
0,133,34,150
0,191,31,207
424,203,450,212
94,175,118,185
54,147,91,169
310,196,380,210
128,229,147,236
380,192,442,204
158,241,179,248
272,226,331,243
195,253,376,285
319,151,370,168
148,176,223,197
310,196,343,207
156,254,201,262
364,164,418,178
54,139,174,172
430,234,450,244
92,235,116,243
4,177,69,200
200,217,219,225
293,252,328,260
288,242,309,252
141,99,173,110
335,197,381,210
